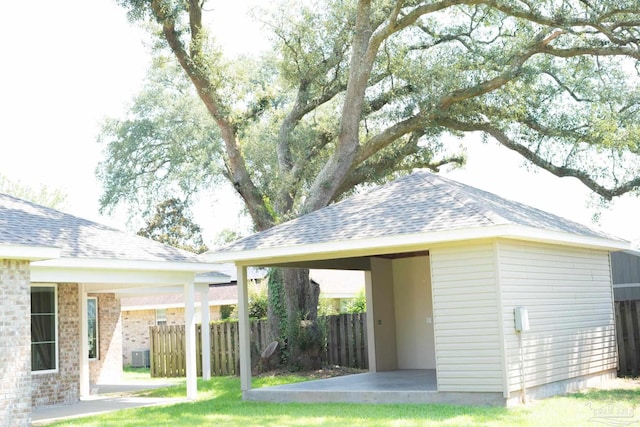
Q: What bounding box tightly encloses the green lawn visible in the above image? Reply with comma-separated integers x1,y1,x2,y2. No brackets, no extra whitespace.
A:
48,375,640,427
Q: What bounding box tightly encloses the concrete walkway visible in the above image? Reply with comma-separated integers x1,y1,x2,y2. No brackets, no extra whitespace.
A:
32,380,187,425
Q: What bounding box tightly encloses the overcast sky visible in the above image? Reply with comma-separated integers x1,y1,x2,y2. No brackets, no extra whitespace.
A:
1,1,638,245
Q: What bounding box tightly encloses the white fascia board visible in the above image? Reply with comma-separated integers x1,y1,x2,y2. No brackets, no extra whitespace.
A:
122,299,237,312
31,257,224,273
30,266,196,286
498,225,630,252
122,302,202,311
205,224,630,266
0,244,60,261
114,285,185,295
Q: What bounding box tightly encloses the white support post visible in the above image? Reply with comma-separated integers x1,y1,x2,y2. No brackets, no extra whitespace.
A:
364,270,377,372
184,279,197,399
78,284,90,398
237,265,252,392
197,283,211,381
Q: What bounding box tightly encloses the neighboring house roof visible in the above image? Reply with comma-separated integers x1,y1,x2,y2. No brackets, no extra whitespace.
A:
121,269,363,311
121,283,239,310
211,263,268,281
207,171,628,265
311,269,364,298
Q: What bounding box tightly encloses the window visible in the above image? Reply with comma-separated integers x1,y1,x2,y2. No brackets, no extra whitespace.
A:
31,285,57,372
156,309,167,326
87,297,98,360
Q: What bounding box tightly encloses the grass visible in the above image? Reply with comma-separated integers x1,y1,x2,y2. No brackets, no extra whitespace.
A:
122,366,153,380
47,376,640,427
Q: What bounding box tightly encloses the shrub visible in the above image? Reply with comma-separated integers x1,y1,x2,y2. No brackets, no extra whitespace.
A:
229,284,268,320
344,289,366,314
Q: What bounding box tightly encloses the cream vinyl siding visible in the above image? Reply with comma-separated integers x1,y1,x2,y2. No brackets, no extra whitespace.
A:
498,241,616,392
431,242,504,392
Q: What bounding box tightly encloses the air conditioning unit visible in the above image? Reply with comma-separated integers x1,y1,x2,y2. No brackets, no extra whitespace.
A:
131,350,150,368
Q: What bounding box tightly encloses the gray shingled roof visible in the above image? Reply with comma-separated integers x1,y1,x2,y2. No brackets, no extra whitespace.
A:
219,171,615,253
0,193,203,263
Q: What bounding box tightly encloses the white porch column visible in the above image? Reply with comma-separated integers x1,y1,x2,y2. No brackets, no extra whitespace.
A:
364,270,377,372
197,283,211,381
78,283,90,397
237,265,252,392
184,279,197,399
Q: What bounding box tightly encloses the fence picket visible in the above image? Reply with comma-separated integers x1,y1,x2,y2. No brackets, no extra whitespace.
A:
616,300,640,376
225,322,233,375
149,314,370,377
212,323,220,375
233,322,240,375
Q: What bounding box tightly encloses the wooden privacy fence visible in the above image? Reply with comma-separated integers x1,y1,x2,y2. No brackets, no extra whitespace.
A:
324,313,368,368
616,300,640,376
149,313,368,378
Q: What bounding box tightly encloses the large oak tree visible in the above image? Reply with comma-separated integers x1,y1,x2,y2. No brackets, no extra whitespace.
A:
101,0,640,368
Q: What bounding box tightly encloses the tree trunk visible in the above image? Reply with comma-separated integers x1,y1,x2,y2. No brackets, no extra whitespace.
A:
266,268,285,344
282,268,322,370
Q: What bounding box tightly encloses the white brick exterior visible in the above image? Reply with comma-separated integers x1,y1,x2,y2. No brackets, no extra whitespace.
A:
0,260,32,426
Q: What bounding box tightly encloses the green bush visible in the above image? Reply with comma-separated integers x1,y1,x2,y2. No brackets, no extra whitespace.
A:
344,289,366,314
220,304,235,320
317,296,339,316
248,287,268,319
228,285,268,320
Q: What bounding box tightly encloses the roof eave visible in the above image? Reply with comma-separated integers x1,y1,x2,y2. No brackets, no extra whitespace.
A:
31,257,226,273
205,224,630,266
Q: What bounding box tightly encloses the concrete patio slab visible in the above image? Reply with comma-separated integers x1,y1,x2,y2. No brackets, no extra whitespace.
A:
245,370,504,406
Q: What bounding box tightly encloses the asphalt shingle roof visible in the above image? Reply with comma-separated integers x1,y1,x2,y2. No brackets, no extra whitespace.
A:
219,171,614,253
0,193,203,263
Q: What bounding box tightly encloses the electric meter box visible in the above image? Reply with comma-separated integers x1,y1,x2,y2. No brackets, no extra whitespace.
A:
514,306,530,332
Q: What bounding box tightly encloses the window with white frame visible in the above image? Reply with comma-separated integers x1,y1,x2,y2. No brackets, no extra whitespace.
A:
31,285,58,372
156,309,167,326
87,297,99,360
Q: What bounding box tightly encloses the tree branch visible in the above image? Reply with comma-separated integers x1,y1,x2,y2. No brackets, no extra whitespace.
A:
437,116,640,200
149,0,274,229
438,29,559,110
356,114,427,165
336,135,465,200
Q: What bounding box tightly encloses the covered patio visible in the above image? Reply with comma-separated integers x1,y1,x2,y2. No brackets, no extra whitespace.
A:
0,192,224,424
205,171,627,406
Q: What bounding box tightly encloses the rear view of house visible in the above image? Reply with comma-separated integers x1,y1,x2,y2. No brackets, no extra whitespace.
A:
0,194,219,425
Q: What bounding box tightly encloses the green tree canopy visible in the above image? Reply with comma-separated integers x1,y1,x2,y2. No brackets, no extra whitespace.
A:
137,198,209,254
0,174,68,210
103,0,640,368
103,1,640,226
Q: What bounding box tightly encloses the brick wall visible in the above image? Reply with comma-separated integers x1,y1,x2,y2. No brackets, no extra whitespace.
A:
122,309,156,366
88,293,122,384
32,283,80,408
0,259,32,426
122,305,221,366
